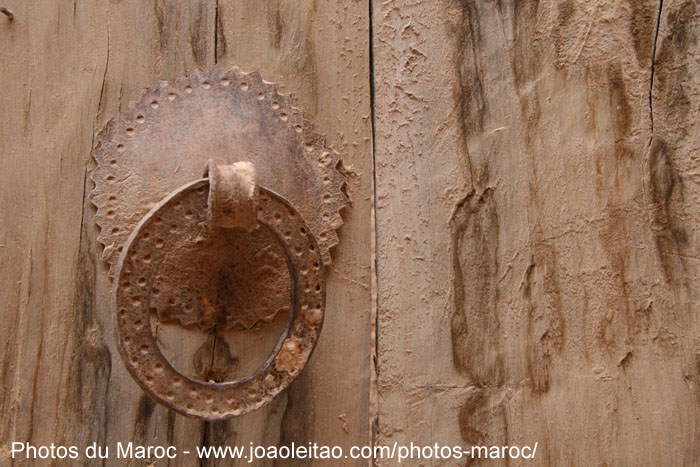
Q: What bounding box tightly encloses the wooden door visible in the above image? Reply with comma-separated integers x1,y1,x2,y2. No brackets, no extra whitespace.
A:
1,1,371,466
1,1,699,466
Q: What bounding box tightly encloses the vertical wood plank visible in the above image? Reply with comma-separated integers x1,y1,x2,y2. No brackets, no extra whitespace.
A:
1,1,371,466
373,0,700,465
0,1,112,460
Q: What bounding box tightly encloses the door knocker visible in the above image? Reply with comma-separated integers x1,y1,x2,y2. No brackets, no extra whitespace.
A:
91,67,348,420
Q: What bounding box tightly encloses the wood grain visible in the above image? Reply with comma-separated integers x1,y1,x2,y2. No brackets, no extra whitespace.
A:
5,0,699,465
0,1,371,466
373,0,700,465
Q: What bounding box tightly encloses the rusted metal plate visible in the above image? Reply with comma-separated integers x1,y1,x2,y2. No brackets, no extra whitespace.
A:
90,67,344,418
136,161,293,331
91,66,347,277
115,180,324,419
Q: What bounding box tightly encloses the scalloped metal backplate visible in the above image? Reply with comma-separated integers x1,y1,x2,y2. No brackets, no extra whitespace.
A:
91,66,347,278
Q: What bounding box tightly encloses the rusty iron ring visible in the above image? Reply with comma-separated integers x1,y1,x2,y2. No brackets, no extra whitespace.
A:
115,179,325,420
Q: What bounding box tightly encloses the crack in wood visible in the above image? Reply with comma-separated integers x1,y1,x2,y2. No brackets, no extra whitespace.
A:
649,0,664,131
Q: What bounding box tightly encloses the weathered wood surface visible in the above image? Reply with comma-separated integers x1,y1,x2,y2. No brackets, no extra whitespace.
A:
4,0,700,465
0,1,371,466
373,0,700,465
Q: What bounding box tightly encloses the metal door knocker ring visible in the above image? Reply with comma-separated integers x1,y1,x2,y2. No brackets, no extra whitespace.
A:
115,161,325,419
91,66,348,419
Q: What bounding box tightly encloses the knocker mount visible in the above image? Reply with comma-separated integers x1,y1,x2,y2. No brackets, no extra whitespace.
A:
91,66,348,419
